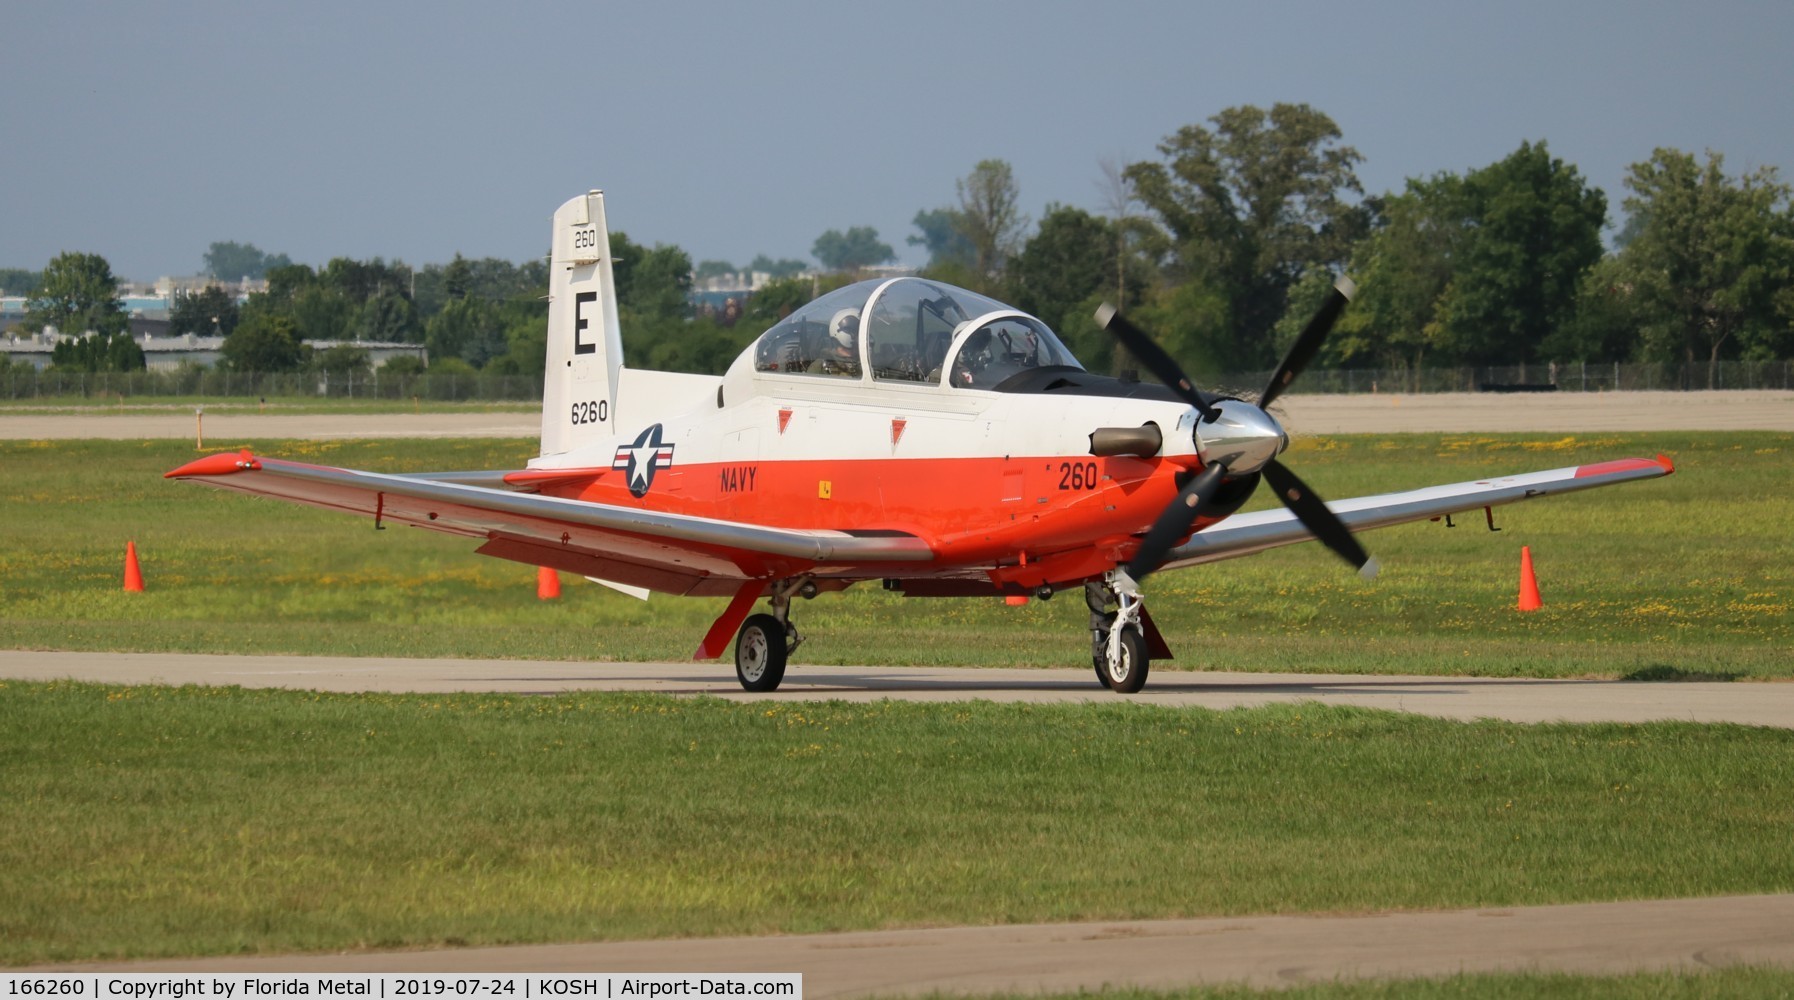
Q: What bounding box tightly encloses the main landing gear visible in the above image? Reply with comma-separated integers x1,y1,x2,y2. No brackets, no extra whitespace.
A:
1087,570,1148,693
732,571,1155,694
734,577,810,692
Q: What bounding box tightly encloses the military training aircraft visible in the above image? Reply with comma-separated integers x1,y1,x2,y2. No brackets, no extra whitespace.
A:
168,190,1673,693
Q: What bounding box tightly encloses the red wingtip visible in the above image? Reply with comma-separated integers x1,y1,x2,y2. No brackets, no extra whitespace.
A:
165,449,260,479
1655,453,1676,475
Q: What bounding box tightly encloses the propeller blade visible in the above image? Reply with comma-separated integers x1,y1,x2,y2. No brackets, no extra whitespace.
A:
1259,276,1355,410
1126,462,1229,580
1261,458,1379,578
1095,303,1220,422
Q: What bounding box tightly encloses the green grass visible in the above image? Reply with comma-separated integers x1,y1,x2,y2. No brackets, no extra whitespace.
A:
0,432,1789,677
949,966,1794,998
2,684,1792,964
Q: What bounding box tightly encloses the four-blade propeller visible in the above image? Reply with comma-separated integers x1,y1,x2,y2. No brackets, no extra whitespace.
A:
1097,278,1378,581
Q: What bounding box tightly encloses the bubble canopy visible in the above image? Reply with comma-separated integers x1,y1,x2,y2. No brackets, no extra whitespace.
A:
746,277,1085,388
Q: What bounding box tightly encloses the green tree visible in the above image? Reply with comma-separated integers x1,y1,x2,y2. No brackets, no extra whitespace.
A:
1443,141,1606,366
1617,148,1794,385
168,285,241,337
484,309,549,377
222,314,307,372
321,256,412,304
1126,103,1365,368
24,252,128,337
1012,205,1116,336
381,355,427,378
955,159,1030,280
443,254,473,300
411,255,546,320
311,344,371,378
425,296,506,367
907,208,975,270
1546,256,1643,363
746,255,809,280
1331,173,1467,375
811,227,895,273
354,292,419,342
695,260,736,282
629,245,695,321
0,268,41,296
203,241,291,282
610,231,694,321
49,332,145,372
288,285,356,341
740,275,842,330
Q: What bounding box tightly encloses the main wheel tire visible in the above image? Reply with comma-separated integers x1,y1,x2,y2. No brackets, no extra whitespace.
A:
1102,625,1149,694
1092,630,1113,688
735,613,789,692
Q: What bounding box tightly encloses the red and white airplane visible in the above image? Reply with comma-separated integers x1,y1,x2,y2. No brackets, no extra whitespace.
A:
168,190,1673,692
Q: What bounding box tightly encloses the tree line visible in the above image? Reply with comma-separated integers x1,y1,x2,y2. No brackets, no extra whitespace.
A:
688,104,1794,388
10,102,1792,388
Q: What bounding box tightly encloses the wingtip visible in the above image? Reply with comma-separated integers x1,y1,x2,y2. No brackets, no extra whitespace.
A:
1655,453,1676,475
165,449,259,479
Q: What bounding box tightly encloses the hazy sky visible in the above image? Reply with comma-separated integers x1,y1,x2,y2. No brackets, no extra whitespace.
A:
7,1,1792,282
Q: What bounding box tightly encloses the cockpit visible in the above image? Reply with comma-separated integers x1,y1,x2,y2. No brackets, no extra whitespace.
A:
747,277,1084,389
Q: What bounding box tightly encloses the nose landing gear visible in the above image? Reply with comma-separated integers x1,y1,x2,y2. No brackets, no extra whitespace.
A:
1086,570,1149,693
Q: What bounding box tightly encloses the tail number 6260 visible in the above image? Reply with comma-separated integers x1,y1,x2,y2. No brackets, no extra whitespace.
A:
571,400,608,425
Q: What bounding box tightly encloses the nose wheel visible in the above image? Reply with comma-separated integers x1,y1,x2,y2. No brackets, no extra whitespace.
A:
1087,573,1150,693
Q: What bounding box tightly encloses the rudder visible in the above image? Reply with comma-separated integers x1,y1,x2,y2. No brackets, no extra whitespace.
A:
541,190,625,457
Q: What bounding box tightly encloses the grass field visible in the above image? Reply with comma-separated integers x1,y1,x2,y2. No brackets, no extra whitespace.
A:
0,432,1788,677
2,683,1792,964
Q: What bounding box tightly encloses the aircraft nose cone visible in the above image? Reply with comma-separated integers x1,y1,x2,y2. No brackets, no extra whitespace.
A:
1195,399,1287,474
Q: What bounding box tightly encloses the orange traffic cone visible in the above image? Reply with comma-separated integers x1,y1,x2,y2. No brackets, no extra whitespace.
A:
123,541,144,593
536,566,561,600
1516,545,1542,611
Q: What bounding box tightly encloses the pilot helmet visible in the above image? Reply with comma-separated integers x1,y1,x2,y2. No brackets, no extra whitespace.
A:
830,309,860,349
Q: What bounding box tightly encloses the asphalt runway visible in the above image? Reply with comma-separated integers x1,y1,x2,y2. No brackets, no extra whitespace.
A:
6,651,1793,729
2,388,1791,438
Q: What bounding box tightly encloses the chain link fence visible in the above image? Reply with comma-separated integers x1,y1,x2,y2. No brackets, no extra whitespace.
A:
2,369,542,401
4,359,1792,401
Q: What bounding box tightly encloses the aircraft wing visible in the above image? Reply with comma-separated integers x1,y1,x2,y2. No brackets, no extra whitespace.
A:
1160,456,1674,571
166,451,935,596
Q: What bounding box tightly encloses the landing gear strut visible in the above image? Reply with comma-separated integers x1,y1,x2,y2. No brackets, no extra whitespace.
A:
734,576,809,692
1086,570,1148,693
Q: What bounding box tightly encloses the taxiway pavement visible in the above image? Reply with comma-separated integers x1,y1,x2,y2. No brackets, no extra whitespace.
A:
5,649,1792,728
38,894,1794,993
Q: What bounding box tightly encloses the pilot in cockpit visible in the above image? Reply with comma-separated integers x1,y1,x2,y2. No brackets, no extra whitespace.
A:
951,322,1042,387
807,308,861,377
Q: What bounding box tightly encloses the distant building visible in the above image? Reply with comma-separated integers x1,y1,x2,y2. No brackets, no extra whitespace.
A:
1,329,426,371
0,278,262,329
0,296,25,331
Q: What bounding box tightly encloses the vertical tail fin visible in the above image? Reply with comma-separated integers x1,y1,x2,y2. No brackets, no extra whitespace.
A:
541,190,624,457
